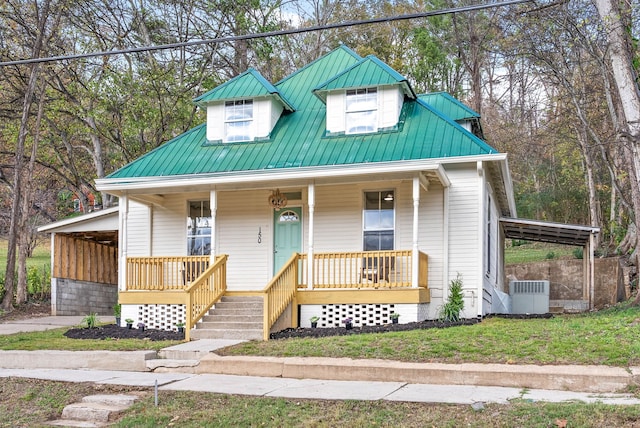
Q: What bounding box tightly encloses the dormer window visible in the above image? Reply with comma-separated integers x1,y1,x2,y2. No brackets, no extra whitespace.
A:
225,100,253,142
346,88,377,134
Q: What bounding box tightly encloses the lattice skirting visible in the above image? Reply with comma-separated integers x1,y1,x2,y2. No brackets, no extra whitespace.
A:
121,304,185,331
299,303,429,328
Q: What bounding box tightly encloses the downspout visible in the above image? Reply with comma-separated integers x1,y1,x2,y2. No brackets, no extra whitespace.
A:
307,182,315,289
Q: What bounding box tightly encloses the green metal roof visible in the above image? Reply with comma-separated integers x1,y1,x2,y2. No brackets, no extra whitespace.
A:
418,92,479,121
106,46,498,180
312,55,416,102
193,68,295,111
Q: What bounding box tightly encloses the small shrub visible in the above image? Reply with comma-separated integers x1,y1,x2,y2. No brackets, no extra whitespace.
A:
113,304,121,317
440,274,464,322
82,313,99,329
573,248,583,259
545,251,556,260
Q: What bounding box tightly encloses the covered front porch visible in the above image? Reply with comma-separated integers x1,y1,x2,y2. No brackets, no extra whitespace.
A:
118,250,429,340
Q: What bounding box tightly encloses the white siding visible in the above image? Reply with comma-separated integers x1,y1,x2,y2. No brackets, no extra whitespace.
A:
444,165,481,319
206,98,282,142
269,99,284,135
417,183,445,299
379,86,403,129
313,184,362,251
325,92,345,134
325,87,403,134
217,189,274,290
254,98,282,139
206,103,224,141
152,193,200,256
482,180,503,315
126,201,150,256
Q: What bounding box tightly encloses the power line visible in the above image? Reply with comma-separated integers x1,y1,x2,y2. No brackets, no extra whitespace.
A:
0,0,533,67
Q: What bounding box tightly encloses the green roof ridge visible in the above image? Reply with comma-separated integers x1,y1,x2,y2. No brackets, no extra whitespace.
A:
194,68,294,111
274,45,362,87
312,54,416,101
415,97,496,153
418,92,480,119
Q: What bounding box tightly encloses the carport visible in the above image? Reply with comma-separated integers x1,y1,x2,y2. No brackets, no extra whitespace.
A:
38,207,119,315
500,217,600,309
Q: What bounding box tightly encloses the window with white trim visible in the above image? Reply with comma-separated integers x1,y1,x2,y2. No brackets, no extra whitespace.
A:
346,88,377,134
363,190,394,251
224,100,253,142
187,201,212,256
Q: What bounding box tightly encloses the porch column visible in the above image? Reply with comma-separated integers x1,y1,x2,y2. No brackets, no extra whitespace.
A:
412,176,420,288
118,195,129,291
307,183,315,289
589,232,596,310
210,189,217,261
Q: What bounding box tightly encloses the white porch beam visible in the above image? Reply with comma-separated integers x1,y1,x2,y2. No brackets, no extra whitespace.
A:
418,173,430,192
118,195,129,291
307,183,315,289
129,194,165,206
412,176,420,288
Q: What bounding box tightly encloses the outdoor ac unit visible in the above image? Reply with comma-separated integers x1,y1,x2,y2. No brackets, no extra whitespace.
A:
509,280,550,314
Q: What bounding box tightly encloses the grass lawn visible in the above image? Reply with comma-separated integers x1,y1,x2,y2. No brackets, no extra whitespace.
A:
2,378,640,428
0,238,51,273
2,302,640,367
218,302,640,367
0,326,182,351
505,241,579,264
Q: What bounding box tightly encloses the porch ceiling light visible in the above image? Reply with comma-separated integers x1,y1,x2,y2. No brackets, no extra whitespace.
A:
384,192,394,201
268,188,288,211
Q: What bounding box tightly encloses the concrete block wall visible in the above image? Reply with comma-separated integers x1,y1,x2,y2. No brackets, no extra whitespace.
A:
53,278,117,316
505,257,627,311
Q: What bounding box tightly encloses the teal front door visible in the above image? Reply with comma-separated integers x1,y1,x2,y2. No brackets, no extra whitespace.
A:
273,207,302,274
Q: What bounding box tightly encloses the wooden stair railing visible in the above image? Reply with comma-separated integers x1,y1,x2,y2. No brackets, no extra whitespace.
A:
262,253,301,340
184,255,228,341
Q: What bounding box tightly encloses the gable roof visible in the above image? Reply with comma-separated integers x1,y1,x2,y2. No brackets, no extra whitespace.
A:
102,45,500,181
418,92,479,121
193,68,295,111
312,55,416,102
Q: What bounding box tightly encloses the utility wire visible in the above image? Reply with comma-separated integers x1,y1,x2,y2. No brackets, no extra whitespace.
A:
0,0,533,67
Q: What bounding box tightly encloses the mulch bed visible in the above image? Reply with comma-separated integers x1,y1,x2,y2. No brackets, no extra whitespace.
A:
61,314,554,341
63,324,185,341
270,318,481,339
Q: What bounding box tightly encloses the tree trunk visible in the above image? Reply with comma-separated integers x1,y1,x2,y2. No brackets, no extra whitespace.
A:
1,0,52,311
593,0,640,301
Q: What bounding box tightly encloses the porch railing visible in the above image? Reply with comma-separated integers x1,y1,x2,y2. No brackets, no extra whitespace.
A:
185,255,227,341
126,255,210,291
300,250,413,288
262,253,302,340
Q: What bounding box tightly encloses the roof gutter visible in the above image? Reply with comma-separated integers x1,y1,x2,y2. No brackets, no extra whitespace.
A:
96,153,507,193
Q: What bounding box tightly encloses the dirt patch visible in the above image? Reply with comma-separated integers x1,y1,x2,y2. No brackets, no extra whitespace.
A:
64,323,185,341
270,318,480,339
0,299,51,322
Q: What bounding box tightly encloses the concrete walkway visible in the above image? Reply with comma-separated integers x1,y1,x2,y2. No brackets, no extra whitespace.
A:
2,316,640,406
0,315,111,335
1,367,639,406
